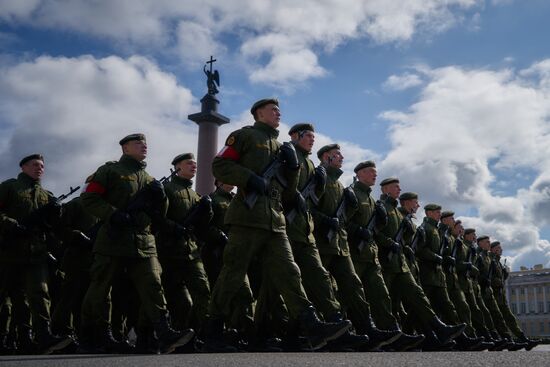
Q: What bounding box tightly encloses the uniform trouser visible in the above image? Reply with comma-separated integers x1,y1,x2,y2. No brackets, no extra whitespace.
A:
461,286,490,336
320,253,372,329
209,226,310,320
160,257,211,332
473,282,495,330
80,254,167,331
0,297,12,336
422,285,461,325
480,285,511,338
494,287,523,338
353,260,397,329
290,240,340,318
447,283,475,336
0,263,50,331
382,269,436,330
51,267,89,335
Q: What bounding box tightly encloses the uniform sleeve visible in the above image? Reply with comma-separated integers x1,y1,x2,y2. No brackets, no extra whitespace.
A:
416,229,442,262
0,180,18,234
373,205,395,249
454,242,468,273
212,130,255,188
80,165,117,221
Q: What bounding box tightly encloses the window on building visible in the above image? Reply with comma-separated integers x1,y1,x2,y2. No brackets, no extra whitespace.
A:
547,301,550,313
512,288,516,295
521,303,527,314
511,303,517,315
529,302,535,313
521,288,525,295
541,322,545,333
539,302,544,313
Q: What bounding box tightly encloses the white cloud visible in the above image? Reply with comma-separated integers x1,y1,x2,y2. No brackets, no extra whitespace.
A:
1,0,484,89
383,72,423,91
0,55,195,194
378,61,550,269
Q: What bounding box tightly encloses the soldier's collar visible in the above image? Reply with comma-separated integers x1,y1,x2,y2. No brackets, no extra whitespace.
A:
17,172,40,185
380,193,397,207
173,175,193,187
423,216,438,226
325,165,343,179
254,121,280,138
120,154,147,169
438,222,449,231
353,180,372,194
294,143,311,156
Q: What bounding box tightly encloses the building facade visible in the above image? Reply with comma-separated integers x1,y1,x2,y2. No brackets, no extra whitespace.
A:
505,264,550,337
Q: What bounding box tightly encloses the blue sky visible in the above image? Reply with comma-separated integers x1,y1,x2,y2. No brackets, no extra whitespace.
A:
1,0,550,269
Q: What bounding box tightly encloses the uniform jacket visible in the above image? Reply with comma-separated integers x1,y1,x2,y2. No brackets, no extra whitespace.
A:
417,217,446,287
374,194,409,273
347,181,379,264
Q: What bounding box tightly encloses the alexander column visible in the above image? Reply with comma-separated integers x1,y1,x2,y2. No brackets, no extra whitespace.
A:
188,56,230,195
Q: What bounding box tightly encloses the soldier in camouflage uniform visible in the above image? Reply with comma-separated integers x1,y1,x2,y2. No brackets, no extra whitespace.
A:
490,242,536,349
347,164,424,351
207,99,351,351
0,154,72,354
79,134,194,354
156,153,212,336
312,146,401,350
375,182,465,349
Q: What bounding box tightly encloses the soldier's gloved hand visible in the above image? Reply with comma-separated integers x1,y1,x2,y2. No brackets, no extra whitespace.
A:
433,254,443,265
279,142,299,170
357,226,373,241
403,217,414,233
314,165,327,188
197,195,213,214
343,187,359,209
173,224,189,240
464,262,473,271
246,174,268,195
110,210,133,228
149,179,166,202
389,241,401,254
444,256,456,267
374,201,388,227
325,216,340,231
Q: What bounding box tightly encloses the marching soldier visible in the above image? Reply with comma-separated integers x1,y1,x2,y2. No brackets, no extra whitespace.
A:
490,241,536,349
156,153,213,338
312,146,401,350
347,163,424,351
0,154,72,354
79,133,194,354
207,99,351,351
375,181,465,349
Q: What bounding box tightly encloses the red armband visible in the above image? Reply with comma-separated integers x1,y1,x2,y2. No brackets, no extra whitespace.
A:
216,145,240,161
84,181,106,195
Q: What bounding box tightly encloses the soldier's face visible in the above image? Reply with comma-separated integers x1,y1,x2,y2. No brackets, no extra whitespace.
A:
491,245,502,256
297,131,315,152
257,103,281,128
453,222,464,236
177,159,197,179
123,140,147,161
464,232,476,242
385,182,401,199
442,216,454,227
325,149,343,169
21,159,44,180
402,198,419,213
426,209,441,221
479,239,490,250
357,167,377,186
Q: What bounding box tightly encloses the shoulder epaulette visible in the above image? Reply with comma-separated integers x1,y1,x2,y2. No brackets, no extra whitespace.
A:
0,178,17,185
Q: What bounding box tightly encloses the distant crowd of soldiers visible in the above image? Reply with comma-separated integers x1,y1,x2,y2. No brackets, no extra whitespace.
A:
0,98,541,355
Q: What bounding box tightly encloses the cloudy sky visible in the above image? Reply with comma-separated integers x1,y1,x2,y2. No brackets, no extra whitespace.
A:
1,0,550,269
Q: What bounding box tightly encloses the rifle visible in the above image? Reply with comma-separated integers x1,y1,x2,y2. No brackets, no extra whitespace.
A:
20,185,81,231
446,237,460,274
388,213,412,261
244,143,292,209
465,245,474,278
327,187,355,242
439,226,450,256
357,202,380,252
285,174,319,225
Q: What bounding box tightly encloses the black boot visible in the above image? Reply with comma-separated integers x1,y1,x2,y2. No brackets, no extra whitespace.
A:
134,327,159,354
200,318,237,353
455,332,484,351
322,313,369,352
35,324,72,355
420,330,445,351
95,327,135,354
518,333,539,351
298,306,351,350
153,313,194,354
488,330,507,351
470,336,494,351
506,338,528,351
385,331,425,351
428,317,466,345
357,317,401,350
